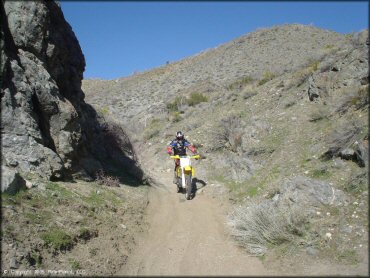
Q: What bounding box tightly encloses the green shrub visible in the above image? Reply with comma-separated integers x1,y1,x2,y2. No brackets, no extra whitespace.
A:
335,249,360,265
76,227,98,242
246,185,259,197
352,85,369,109
41,229,73,251
310,167,330,179
84,190,105,207
31,251,43,267
309,107,329,122
143,118,162,140
166,93,208,111
69,258,81,270
166,96,183,111
187,92,208,106
309,60,320,71
258,71,276,86
171,111,182,122
101,106,110,115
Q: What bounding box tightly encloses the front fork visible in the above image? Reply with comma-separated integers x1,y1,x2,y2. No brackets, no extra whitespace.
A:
175,166,190,188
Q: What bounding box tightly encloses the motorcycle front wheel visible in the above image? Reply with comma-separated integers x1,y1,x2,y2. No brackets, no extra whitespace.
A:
185,174,192,200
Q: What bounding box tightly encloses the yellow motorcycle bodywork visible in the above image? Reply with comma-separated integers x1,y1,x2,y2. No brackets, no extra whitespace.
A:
172,155,200,178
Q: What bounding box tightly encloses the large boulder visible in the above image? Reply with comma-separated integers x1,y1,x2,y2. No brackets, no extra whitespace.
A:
1,1,143,182
275,176,347,210
1,1,86,179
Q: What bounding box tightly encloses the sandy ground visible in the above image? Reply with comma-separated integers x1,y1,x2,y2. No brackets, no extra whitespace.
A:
118,171,271,276
117,158,368,276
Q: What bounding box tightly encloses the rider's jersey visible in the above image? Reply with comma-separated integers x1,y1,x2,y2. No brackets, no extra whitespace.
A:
169,139,192,156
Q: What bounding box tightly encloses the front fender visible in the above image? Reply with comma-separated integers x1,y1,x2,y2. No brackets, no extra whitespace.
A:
184,166,195,176
184,166,192,173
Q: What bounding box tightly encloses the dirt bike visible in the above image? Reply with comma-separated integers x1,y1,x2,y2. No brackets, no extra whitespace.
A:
170,154,201,200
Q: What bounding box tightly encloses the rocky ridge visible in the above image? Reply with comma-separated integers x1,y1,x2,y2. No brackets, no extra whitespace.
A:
1,1,143,190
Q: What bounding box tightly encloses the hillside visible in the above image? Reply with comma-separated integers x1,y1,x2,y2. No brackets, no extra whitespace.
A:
1,1,148,275
83,24,369,275
1,0,368,274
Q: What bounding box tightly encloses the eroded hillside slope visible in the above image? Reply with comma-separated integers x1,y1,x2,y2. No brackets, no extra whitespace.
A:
83,24,368,274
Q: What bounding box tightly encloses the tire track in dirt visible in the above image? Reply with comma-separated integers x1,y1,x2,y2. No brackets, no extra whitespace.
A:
118,173,271,276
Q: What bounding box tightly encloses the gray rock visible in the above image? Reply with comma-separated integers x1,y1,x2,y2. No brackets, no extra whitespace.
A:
1,1,143,183
279,176,347,207
308,75,320,101
340,226,353,234
1,166,27,194
213,152,259,182
339,148,356,160
332,158,347,169
272,193,280,202
1,1,84,179
306,246,318,256
10,257,19,269
338,142,368,168
355,141,368,167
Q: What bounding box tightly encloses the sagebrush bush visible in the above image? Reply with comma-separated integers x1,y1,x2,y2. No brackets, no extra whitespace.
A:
143,118,162,140
258,71,276,86
309,107,329,122
228,201,307,256
309,60,320,71
166,96,184,112
166,93,208,111
227,76,254,90
336,85,369,115
187,92,208,106
287,59,320,89
170,111,182,122
213,115,243,152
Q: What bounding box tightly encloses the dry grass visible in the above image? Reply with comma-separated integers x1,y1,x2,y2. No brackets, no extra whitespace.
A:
336,85,369,114
228,200,308,256
212,115,244,152
95,169,120,187
309,106,330,122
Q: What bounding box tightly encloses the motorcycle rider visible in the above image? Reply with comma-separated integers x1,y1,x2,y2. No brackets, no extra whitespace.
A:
167,131,198,184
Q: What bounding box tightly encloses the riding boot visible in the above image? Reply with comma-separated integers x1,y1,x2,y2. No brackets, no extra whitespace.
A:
173,165,178,184
173,170,178,184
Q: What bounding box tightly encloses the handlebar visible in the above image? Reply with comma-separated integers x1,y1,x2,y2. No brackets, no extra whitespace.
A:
170,155,201,159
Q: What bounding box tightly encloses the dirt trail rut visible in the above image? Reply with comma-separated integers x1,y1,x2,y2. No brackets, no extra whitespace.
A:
119,173,270,276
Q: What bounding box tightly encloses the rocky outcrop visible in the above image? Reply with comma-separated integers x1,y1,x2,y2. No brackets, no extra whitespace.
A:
276,176,347,208
1,1,143,183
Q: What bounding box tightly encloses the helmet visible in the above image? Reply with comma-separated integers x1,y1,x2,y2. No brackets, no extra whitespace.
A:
176,131,184,140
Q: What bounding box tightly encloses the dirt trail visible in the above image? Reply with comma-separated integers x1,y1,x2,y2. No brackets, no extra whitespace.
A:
118,172,271,276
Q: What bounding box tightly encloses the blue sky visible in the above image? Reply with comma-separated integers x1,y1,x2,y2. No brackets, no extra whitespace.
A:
60,1,368,80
